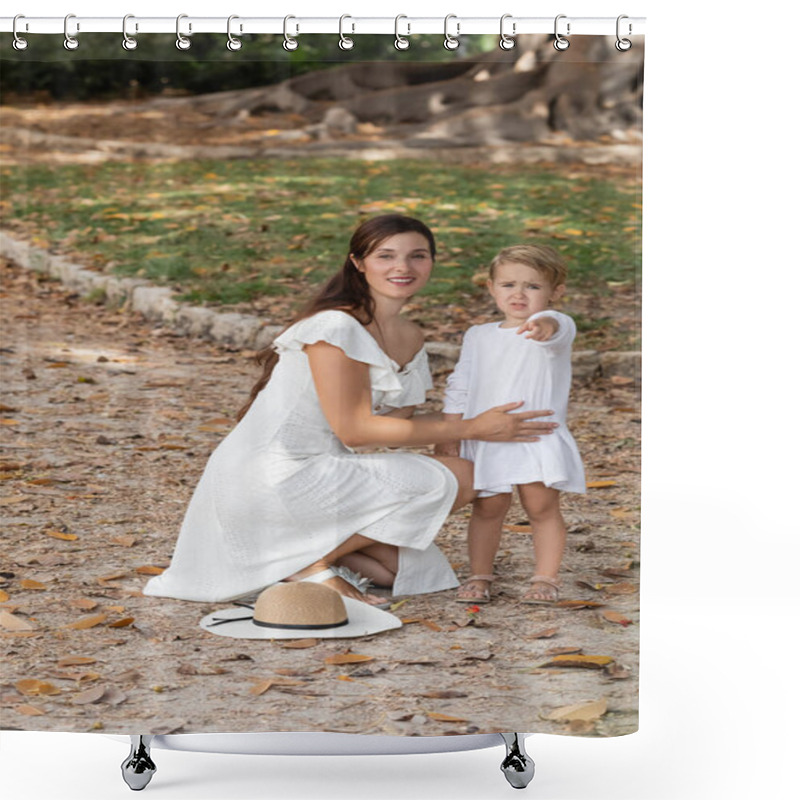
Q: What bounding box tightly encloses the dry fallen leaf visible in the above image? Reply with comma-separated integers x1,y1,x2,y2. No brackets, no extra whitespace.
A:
545,698,608,722
45,530,78,541
20,579,47,590
65,613,108,630
57,657,97,668
504,523,532,533
427,712,468,722
528,627,559,639
111,535,137,547
555,600,606,609
69,598,99,611
16,704,46,716
420,690,468,699
586,480,617,489
604,582,637,595
72,685,107,705
324,654,375,665
0,610,36,631
135,565,165,575
544,655,615,670
15,679,60,697
602,611,634,627
0,589,9,602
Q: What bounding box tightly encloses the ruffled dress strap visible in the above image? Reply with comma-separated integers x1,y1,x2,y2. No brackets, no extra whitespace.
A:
273,309,404,396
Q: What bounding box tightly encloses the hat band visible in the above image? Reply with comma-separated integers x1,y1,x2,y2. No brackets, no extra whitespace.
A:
252,617,349,631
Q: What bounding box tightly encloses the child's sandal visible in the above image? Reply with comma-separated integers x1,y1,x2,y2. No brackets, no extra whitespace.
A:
455,574,496,604
521,575,561,605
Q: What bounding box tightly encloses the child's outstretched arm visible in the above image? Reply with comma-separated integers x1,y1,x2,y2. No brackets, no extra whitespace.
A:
517,315,559,341
516,311,576,348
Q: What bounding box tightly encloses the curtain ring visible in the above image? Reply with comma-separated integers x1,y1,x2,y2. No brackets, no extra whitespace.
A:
227,15,242,51
176,13,192,51
394,15,410,51
339,15,354,50
443,14,459,51
283,15,299,51
122,14,138,51
553,14,570,51
615,14,632,51
12,15,29,51
499,14,516,50
63,13,79,51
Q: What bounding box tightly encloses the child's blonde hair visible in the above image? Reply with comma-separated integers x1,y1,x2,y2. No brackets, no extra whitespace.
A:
488,245,568,287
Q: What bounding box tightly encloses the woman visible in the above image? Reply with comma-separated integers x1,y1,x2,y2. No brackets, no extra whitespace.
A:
144,215,557,605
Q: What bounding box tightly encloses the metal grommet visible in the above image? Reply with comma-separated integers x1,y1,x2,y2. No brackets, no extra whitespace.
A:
283,15,299,51
499,14,516,50
63,13,79,51
176,13,192,51
339,15,354,50
443,14,459,51
554,14,570,51
227,15,242,51
394,15,410,51
12,15,29,51
615,14,632,51
122,14,138,51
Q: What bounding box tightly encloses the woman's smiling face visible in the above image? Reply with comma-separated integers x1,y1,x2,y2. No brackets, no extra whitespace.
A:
352,232,434,302
488,260,565,325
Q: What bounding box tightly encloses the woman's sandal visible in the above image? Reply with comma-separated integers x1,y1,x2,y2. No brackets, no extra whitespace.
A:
455,574,496,604
520,575,561,605
298,566,392,609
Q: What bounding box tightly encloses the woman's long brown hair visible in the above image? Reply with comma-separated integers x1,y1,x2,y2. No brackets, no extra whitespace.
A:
235,214,437,422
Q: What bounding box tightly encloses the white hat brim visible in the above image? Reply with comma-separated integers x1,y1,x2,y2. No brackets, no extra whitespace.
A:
200,595,402,640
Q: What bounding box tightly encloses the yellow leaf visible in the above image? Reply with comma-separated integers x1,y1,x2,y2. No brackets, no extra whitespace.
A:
427,712,468,722
20,579,47,590
0,589,9,602
564,228,584,236
545,698,607,722
504,523,532,533
586,480,617,489
135,566,164,575
65,613,108,630
544,655,615,669
0,419,20,425
15,679,60,696
108,617,135,628
324,654,374,665
45,530,78,541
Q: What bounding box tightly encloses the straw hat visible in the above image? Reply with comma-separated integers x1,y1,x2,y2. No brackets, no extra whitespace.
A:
200,581,402,640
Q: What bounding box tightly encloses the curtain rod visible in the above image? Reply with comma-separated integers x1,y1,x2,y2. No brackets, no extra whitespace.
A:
1,15,646,37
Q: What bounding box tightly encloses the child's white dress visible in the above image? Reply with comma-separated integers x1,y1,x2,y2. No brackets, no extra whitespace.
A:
144,310,459,603
443,311,586,496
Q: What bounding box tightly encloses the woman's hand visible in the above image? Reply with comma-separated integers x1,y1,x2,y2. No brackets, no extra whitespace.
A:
463,402,558,442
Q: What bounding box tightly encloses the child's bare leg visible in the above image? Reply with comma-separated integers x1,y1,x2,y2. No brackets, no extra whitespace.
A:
517,483,566,602
457,492,512,602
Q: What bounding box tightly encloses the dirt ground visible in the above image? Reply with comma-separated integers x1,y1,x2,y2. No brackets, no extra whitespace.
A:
0,258,640,738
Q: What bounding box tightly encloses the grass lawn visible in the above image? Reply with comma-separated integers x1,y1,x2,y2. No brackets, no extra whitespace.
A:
1,157,641,340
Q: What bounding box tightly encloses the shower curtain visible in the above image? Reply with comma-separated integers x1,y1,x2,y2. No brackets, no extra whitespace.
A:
0,21,643,740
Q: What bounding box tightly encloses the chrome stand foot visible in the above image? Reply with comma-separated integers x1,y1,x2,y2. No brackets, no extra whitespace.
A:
500,733,535,789
121,735,156,791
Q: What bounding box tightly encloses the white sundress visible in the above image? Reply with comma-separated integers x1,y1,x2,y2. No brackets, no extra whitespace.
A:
144,310,459,603
443,311,586,496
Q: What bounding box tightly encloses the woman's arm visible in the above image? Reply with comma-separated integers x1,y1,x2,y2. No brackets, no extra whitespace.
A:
306,341,556,449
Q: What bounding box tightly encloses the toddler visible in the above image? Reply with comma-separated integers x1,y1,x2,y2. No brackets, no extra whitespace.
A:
437,245,585,604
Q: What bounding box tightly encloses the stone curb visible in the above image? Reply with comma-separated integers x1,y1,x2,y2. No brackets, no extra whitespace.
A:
1,231,640,382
